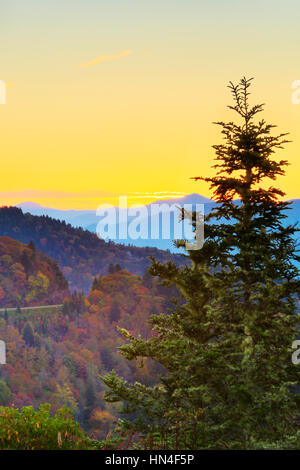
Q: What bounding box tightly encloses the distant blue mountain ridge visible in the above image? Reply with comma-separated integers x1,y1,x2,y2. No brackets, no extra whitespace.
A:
16,194,300,254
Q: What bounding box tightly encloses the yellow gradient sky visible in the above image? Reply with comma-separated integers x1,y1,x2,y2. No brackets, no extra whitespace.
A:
1,0,300,209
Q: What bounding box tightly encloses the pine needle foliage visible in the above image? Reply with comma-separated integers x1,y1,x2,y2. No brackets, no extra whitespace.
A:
101,78,300,449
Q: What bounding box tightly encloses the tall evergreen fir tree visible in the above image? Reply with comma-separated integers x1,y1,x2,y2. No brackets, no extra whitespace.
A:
22,323,35,347
101,78,300,449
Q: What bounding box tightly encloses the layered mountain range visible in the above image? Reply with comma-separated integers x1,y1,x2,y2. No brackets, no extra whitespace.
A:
16,194,300,252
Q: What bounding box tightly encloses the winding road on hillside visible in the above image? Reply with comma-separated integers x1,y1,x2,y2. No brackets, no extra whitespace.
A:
0,305,63,312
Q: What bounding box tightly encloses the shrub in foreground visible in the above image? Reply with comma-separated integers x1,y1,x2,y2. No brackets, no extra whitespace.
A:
0,404,101,450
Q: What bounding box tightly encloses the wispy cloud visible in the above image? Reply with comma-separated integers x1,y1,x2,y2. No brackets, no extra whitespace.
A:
0,190,185,201
0,190,116,199
129,192,186,199
80,50,133,68
0,189,186,199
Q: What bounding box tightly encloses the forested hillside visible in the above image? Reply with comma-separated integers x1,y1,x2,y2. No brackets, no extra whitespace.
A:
0,237,68,307
0,207,188,292
0,270,178,439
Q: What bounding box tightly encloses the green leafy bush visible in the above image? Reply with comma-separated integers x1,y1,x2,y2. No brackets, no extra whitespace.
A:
0,404,99,450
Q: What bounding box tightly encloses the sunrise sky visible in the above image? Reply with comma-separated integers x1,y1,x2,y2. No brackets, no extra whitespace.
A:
1,0,300,209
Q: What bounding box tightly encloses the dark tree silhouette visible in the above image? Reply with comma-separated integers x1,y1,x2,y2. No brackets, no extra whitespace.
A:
101,78,300,450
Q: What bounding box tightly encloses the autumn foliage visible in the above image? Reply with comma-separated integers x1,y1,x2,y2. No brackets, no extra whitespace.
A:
0,269,177,439
0,237,68,307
